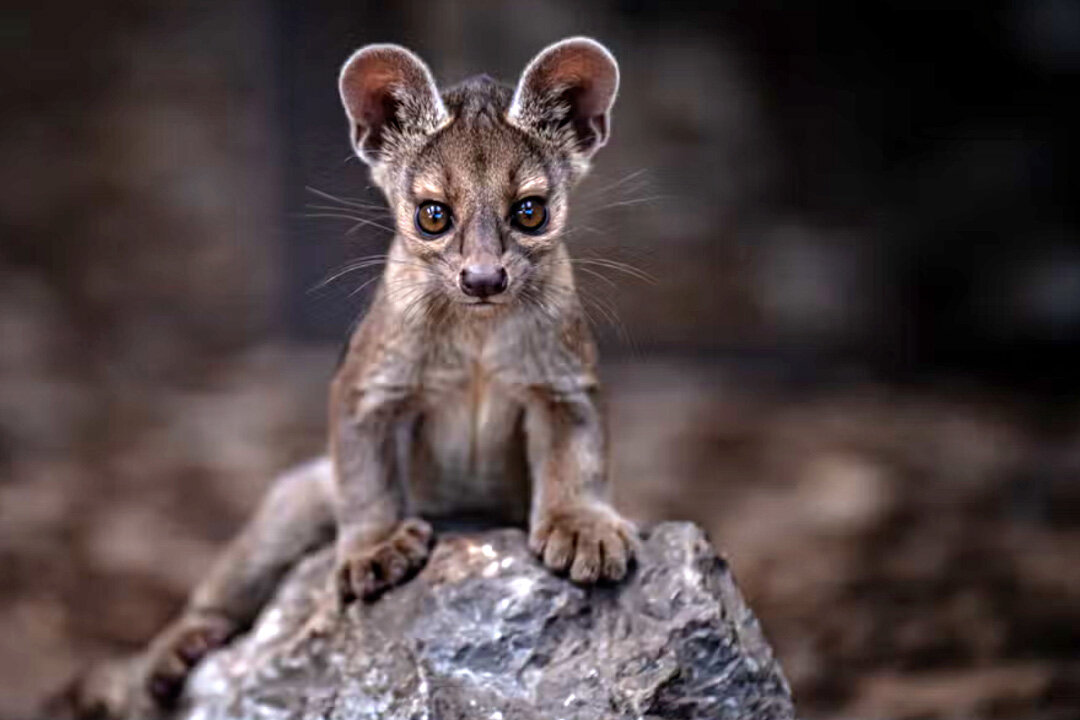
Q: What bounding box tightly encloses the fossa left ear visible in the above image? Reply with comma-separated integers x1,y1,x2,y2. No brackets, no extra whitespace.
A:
508,37,619,159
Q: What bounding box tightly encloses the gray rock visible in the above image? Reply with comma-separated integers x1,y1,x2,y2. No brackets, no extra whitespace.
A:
179,522,795,720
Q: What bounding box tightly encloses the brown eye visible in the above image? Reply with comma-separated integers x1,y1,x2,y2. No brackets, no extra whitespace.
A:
510,197,548,233
415,201,452,237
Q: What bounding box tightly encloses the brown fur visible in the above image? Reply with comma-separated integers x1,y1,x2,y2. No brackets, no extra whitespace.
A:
56,37,635,718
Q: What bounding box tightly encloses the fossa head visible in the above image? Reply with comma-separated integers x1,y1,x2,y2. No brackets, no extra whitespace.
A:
338,37,618,314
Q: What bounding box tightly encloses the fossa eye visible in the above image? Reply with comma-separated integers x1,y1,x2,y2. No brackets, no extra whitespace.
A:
415,201,452,237
510,197,548,233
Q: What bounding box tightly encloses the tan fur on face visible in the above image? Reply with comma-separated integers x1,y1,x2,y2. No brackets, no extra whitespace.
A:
515,170,549,199
411,173,449,203
368,75,579,313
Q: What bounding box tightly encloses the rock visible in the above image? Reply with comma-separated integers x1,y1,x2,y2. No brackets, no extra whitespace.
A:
178,522,794,720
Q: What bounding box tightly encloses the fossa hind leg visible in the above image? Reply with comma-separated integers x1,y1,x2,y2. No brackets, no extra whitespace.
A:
59,458,338,717
144,457,338,705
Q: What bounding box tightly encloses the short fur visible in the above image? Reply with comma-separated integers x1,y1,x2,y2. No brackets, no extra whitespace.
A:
58,36,635,718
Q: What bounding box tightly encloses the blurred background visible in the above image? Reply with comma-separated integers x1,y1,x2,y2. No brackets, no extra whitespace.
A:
2,1,1079,717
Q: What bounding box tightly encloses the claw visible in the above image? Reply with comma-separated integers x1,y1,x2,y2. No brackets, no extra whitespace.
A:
336,518,434,603
531,505,636,584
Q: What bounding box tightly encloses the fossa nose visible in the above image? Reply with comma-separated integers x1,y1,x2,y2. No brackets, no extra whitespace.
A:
459,264,508,299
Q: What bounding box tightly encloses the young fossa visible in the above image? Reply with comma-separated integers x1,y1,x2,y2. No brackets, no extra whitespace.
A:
59,36,637,718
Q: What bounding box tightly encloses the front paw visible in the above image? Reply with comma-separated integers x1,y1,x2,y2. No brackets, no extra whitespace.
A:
530,505,637,583
336,518,433,603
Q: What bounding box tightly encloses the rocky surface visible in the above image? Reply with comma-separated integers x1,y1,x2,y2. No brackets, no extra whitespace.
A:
174,522,793,720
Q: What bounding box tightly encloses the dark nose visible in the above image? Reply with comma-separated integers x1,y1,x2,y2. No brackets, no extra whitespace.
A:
460,265,509,299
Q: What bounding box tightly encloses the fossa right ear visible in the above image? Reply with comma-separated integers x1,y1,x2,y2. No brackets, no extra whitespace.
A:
339,44,448,165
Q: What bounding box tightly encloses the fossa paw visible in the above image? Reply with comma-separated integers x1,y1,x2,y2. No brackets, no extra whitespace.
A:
336,518,433,603
145,613,234,707
530,505,638,583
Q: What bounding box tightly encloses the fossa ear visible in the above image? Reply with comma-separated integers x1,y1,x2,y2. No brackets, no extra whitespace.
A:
508,37,619,160
339,44,448,165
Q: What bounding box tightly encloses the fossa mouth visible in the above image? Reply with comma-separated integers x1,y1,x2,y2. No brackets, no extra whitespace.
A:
461,298,506,308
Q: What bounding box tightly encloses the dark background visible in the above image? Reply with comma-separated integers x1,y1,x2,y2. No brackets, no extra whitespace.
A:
2,1,1078,718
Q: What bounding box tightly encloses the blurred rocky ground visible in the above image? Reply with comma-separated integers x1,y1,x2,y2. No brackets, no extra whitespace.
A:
3,1,1079,719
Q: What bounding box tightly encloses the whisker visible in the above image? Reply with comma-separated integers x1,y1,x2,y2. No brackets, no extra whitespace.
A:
345,217,398,234
573,257,657,284
572,265,618,290
586,195,667,212
302,212,397,234
383,278,439,300
309,260,387,292
311,255,434,292
585,168,649,197
333,253,391,263
562,224,603,237
538,276,637,352
580,289,635,351
541,254,657,286
305,203,392,217
400,286,440,327
305,185,387,210
347,273,384,299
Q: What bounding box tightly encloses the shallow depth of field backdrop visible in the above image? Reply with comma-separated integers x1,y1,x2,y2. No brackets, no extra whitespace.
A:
2,1,1079,718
